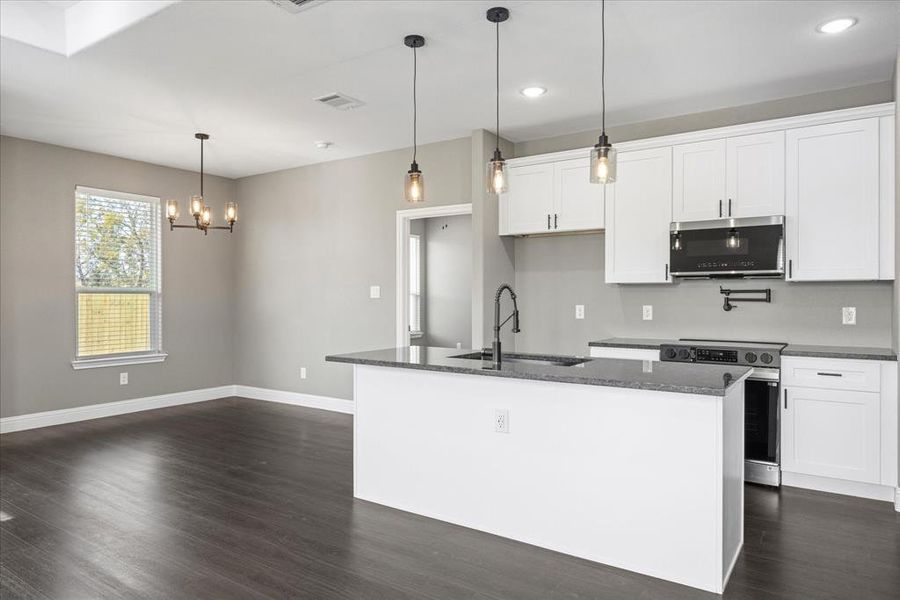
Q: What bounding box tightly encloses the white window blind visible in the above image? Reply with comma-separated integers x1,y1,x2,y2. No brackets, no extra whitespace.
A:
74,186,162,363
409,234,422,335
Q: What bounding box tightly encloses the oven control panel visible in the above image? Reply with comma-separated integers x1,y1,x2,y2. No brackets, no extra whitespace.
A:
696,348,737,363
660,342,783,368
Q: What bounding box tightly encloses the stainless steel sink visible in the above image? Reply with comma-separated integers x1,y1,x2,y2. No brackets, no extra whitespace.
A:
450,351,588,367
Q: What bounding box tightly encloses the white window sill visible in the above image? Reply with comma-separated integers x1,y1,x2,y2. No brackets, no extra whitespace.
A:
72,352,168,370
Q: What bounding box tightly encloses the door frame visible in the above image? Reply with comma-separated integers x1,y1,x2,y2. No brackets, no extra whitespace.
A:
395,203,473,347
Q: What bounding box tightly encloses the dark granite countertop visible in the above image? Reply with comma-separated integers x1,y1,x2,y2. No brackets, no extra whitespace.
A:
325,347,750,396
782,344,897,361
588,338,671,349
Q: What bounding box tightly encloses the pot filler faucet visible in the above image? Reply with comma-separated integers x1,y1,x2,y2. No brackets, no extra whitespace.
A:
492,283,520,368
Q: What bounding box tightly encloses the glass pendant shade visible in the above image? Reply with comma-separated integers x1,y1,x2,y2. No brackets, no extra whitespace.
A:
200,205,212,227
225,202,238,224
166,199,179,220
486,150,508,194
404,163,425,203
590,135,617,184
190,195,204,217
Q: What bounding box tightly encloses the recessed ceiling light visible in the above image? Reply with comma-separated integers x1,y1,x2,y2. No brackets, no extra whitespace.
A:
314,141,332,149
520,86,547,98
816,17,857,34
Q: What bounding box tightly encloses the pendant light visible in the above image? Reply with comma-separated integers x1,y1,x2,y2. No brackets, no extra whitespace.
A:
404,34,426,203
166,133,237,235
485,7,510,195
726,228,741,249
590,0,616,184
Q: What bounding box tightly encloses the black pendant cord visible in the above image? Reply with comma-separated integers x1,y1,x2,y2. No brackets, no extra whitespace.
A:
199,137,204,197
413,44,418,164
495,20,500,153
601,0,606,135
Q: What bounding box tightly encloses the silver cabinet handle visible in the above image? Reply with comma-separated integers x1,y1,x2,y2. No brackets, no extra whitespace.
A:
728,198,732,216
719,199,723,217
784,389,788,410
817,372,843,377
554,214,558,229
788,259,792,279
547,214,551,230
665,264,669,280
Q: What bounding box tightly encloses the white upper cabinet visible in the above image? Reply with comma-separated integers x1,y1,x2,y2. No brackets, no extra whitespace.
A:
501,163,555,235
673,132,785,222
673,139,726,221
500,157,603,235
879,115,895,280
785,118,880,281
554,158,604,232
605,147,673,284
726,131,785,218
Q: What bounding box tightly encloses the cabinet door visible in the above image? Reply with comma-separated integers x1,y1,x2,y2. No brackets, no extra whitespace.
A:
785,118,879,281
554,158,604,232
605,147,673,283
501,163,555,235
782,386,880,483
672,139,726,222
726,131,785,218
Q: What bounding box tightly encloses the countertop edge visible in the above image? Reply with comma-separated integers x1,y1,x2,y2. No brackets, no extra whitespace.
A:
781,348,898,361
326,355,743,397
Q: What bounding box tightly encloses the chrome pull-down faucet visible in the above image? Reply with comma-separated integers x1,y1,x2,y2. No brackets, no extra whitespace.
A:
492,283,520,368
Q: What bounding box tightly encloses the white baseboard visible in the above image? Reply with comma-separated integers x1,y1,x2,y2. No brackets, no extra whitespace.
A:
234,385,354,415
0,385,234,434
781,471,896,503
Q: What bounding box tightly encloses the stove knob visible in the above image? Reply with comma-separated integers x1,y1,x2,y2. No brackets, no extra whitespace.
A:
664,348,677,360
745,352,758,363
677,348,691,360
760,353,773,364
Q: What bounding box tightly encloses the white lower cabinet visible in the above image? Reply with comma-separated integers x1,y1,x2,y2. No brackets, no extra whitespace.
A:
781,356,898,496
781,386,880,484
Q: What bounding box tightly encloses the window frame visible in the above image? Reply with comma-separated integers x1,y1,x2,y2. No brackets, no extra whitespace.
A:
71,186,167,370
408,233,423,339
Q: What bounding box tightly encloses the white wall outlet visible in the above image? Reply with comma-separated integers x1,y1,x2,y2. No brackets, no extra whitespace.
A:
494,408,509,433
119,372,128,385
575,304,585,320
456,342,462,349
842,307,856,325
300,367,307,379
642,305,653,321
369,285,381,299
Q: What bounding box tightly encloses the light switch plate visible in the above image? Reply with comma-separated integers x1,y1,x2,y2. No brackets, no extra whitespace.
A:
300,367,307,379
642,305,653,321
575,305,585,320
119,372,128,385
369,285,381,299
842,307,856,325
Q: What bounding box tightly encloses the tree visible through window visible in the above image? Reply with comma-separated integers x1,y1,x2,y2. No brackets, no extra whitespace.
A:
75,187,161,359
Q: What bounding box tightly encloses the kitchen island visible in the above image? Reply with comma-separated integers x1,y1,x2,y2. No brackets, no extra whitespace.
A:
325,347,751,593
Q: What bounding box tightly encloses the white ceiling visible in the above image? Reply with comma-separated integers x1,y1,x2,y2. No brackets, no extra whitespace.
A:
1,0,897,179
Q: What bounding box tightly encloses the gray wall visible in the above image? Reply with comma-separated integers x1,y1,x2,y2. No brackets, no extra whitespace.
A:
0,136,236,418
512,82,897,354
233,136,472,401
423,214,472,349
515,234,893,355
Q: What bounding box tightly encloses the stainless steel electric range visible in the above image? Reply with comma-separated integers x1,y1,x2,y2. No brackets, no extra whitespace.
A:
659,339,788,487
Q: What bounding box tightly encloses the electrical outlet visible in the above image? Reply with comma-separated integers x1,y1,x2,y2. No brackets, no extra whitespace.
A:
300,367,307,379
842,307,856,325
456,342,462,349
494,408,509,433
119,372,128,385
369,285,381,299
575,304,585,320
642,305,653,321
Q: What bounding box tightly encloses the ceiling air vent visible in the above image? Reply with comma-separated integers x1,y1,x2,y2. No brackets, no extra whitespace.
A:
314,93,365,111
268,0,329,14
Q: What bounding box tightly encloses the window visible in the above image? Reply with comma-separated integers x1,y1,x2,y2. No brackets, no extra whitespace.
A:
73,186,165,368
408,234,422,337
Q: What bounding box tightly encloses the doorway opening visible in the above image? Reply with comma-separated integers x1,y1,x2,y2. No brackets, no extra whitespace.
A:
396,204,472,348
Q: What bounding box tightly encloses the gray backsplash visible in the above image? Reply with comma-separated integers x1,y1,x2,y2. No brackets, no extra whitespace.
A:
513,233,893,356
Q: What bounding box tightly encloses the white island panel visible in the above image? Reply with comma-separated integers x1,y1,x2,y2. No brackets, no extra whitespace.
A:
353,365,743,593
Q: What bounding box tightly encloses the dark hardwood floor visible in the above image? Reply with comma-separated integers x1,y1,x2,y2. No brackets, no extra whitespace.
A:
1,397,898,599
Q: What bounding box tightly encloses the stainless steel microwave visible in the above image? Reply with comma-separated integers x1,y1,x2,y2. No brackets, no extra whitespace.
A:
669,216,784,278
